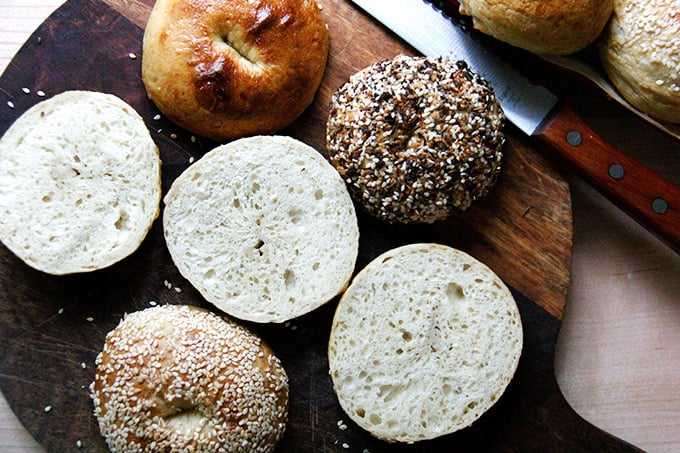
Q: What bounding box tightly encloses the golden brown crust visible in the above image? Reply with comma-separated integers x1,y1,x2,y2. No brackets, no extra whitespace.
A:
142,0,329,140
90,305,288,452
458,0,613,55
598,0,680,124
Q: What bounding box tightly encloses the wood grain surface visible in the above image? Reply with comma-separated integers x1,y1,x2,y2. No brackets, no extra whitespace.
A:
0,0,679,451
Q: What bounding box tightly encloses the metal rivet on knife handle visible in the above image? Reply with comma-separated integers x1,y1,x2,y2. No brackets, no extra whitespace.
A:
566,131,583,147
608,163,625,180
652,198,669,215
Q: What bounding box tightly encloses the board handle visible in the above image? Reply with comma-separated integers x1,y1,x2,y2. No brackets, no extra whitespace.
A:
534,103,680,253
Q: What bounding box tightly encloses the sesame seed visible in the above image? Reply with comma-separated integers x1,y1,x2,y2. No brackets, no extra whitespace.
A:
86,317,94,322
170,133,178,140
58,308,64,314
22,87,30,94
44,405,52,413
153,114,161,120
128,52,137,60
36,90,45,97
81,362,87,369
76,440,82,448
7,101,14,109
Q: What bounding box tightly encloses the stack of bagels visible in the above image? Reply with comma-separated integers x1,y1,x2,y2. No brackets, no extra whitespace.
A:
457,0,680,124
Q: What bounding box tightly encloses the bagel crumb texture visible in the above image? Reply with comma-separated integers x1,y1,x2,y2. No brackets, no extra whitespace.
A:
326,55,505,224
90,304,288,453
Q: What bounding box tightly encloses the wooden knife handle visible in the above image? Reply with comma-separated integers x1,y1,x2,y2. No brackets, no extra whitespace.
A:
534,103,680,253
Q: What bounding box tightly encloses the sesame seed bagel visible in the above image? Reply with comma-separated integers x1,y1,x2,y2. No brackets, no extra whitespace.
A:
90,304,289,453
141,0,329,140
328,243,523,443
326,56,505,224
0,90,161,275
163,135,359,323
598,0,680,124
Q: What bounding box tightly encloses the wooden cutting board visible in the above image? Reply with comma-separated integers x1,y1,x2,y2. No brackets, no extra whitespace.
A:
0,0,639,450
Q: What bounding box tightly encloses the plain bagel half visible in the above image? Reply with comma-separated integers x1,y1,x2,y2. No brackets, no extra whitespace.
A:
142,0,329,140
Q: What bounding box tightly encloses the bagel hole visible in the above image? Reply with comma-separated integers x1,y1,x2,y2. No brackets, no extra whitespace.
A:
163,406,207,435
216,29,260,66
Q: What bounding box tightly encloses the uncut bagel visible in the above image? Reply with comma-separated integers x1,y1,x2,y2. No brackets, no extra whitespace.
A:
141,0,329,140
326,55,505,224
163,135,359,323
328,243,523,443
598,0,680,124
0,90,161,275
458,0,613,55
90,304,288,452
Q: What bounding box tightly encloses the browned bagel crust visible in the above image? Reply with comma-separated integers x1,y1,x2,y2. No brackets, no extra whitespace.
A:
90,305,289,452
142,0,329,140
458,0,613,55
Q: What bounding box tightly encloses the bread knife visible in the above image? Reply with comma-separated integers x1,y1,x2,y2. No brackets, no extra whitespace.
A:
350,0,680,253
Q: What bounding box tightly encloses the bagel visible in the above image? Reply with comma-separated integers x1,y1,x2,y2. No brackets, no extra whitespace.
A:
90,304,289,452
458,0,613,55
598,0,680,124
141,0,330,140
163,135,359,323
328,244,523,443
326,55,505,224
0,90,161,275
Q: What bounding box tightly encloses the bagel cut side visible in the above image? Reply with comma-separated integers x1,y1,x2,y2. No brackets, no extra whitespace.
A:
163,135,359,323
328,243,523,443
0,90,161,275
142,0,329,140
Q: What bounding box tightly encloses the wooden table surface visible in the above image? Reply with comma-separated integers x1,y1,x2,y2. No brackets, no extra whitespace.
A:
1,1,679,452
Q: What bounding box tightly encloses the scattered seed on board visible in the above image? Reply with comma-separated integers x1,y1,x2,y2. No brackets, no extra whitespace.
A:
128,52,137,60
153,114,161,120
7,101,14,109
44,405,52,413
22,87,30,94
36,90,45,97
86,317,94,322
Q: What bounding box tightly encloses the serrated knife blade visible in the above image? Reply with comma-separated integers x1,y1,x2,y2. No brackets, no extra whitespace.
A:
350,0,680,253
352,0,557,136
